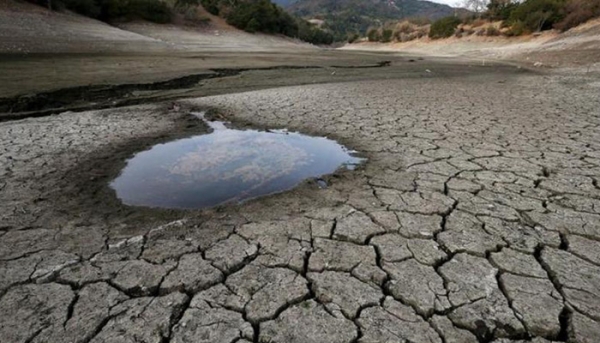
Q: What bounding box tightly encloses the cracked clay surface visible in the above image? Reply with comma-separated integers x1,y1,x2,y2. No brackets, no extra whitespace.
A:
1,62,600,343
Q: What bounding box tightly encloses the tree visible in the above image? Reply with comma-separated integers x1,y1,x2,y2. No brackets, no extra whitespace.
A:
62,0,101,18
555,0,600,31
487,0,519,20
347,32,360,43
509,0,566,32
429,16,461,39
245,18,260,32
381,29,393,42
458,0,489,15
367,28,380,42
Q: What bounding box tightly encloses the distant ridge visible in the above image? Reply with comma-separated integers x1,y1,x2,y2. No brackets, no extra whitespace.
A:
273,0,459,37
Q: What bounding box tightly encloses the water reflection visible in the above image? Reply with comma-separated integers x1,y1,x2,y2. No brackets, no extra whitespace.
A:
111,115,364,209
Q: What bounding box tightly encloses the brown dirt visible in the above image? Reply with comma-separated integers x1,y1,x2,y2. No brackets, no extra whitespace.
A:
343,18,600,69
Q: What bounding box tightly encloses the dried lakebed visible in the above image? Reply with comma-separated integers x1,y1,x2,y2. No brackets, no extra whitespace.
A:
1,62,600,343
111,114,364,209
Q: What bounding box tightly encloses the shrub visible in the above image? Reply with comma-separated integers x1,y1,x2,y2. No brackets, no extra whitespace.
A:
555,0,600,31
415,28,428,38
470,18,487,28
221,0,333,44
509,0,566,32
127,0,172,23
226,0,302,37
227,0,278,33
29,0,335,44
486,0,520,21
505,20,528,36
460,14,481,26
347,32,360,43
429,16,461,39
245,18,260,32
367,28,380,42
486,26,501,36
381,29,393,42
52,0,172,23
457,27,476,37
408,17,431,26
61,0,101,17
200,0,220,14
393,21,428,42
180,7,210,25
98,0,127,19
396,21,413,34
297,20,334,45
395,31,423,42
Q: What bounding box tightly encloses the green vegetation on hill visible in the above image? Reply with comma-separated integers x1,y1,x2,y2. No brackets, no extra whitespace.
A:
507,0,567,32
27,0,334,44
29,0,173,23
428,16,460,38
364,0,600,43
286,0,458,40
201,0,333,44
497,0,600,34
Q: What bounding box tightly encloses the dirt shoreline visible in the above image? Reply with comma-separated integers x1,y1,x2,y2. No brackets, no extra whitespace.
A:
0,61,396,120
0,52,519,121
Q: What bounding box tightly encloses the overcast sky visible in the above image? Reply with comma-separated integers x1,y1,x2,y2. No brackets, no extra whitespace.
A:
426,0,459,6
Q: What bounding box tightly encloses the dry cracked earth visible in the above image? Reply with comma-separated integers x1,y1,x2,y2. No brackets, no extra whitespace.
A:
1,61,600,343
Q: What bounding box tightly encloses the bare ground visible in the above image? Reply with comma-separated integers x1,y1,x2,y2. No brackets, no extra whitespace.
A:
1,2,600,343
342,18,600,69
2,60,600,343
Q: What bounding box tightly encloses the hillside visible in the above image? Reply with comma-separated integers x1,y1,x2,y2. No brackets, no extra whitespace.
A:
279,0,460,37
342,18,600,67
0,0,314,53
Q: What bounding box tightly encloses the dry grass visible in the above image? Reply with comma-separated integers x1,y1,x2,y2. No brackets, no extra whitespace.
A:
555,0,600,31
391,21,429,42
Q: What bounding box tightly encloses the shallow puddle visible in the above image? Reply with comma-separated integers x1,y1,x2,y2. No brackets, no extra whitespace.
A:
110,114,364,209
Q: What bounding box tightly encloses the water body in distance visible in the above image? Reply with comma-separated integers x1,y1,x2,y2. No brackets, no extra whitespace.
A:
110,114,365,209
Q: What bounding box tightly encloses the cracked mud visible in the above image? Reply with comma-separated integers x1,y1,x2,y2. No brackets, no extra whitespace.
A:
1,61,600,343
